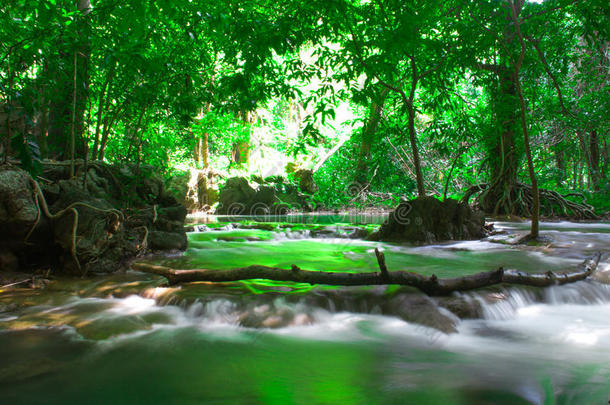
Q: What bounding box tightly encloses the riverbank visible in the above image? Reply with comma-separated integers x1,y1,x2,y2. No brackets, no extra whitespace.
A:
0,162,187,276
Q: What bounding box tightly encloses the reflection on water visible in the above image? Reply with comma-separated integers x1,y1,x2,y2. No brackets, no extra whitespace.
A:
0,218,609,404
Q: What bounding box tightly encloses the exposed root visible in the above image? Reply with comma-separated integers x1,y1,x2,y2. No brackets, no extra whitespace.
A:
134,225,149,252
25,179,125,275
24,185,42,244
69,207,82,274
461,182,598,220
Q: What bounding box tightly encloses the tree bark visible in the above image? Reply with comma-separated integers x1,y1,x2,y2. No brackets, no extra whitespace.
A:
97,104,124,161
200,132,209,168
407,101,426,197
46,0,91,161
479,67,520,215
511,0,539,239
194,103,210,168
554,144,565,186
91,62,115,160
589,130,600,191
132,253,601,296
406,56,426,198
4,59,12,164
356,87,389,185
70,51,77,178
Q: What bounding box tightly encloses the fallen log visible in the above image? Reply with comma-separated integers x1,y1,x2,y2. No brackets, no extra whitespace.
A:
132,253,602,296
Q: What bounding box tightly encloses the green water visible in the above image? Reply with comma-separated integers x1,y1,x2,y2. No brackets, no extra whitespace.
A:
1,218,609,404
160,222,583,289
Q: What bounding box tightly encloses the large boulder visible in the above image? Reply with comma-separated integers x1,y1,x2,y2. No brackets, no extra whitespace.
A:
372,197,486,243
216,176,314,215
0,162,188,275
384,293,459,334
165,169,220,213
217,177,256,214
0,167,54,269
0,166,39,240
148,231,187,251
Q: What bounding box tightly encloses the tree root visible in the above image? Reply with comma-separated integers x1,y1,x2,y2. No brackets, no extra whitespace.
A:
133,225,149,252
39,159,122,189
68,207,82,274
25,179,124,275
132,253,601,296
461,182,598,219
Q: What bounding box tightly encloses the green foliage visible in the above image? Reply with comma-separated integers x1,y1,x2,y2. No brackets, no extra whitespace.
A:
1,0,607,211
194,110,252,164
314,137,416,209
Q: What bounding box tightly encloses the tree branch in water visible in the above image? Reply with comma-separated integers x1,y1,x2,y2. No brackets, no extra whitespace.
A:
132,253,601,296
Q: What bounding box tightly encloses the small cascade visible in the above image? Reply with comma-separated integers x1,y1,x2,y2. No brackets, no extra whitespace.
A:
141,286,181,306
469,274,610,322
274,229,311,240
545,280,610,305
470,288,538,320
199,299,240,325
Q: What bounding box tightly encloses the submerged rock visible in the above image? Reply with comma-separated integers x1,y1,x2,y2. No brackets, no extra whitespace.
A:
435,295,483,319
384,293,459,334
371,197,487,243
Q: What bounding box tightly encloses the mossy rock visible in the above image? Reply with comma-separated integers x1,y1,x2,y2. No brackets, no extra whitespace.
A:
372,197,486,243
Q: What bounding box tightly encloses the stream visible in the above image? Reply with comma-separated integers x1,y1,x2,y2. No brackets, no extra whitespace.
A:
1,216,609,404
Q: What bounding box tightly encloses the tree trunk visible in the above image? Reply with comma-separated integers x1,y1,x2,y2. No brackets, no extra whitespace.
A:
194,134,201,167
97,105,123,161
232,142,249,164
443,145,470,200
516,75,540,238
39,101,49,159
554,144,565,186
4,60,12,163
47,0,91,160
511,0,539,239
602,133,608,180
91,62,115,160
70,51,77,178
407,102,426,197
232,111,254,164
480,67,520,215
200,132,209,168
589,130,600,191
356,88,388,185
194,104,210,168
132,254,601,297
73,0,91,159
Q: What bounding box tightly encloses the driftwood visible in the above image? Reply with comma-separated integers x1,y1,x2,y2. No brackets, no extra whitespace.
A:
132,252,602,296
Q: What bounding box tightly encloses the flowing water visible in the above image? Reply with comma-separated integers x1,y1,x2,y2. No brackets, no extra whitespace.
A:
1,217,609,404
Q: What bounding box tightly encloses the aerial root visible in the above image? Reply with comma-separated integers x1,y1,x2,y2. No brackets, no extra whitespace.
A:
462,182,598,219
25,179,126,275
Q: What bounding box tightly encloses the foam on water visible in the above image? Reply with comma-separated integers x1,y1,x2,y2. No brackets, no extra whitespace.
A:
1,219,609,404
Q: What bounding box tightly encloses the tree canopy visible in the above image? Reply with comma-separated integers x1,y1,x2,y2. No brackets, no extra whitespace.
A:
1,0,608,222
